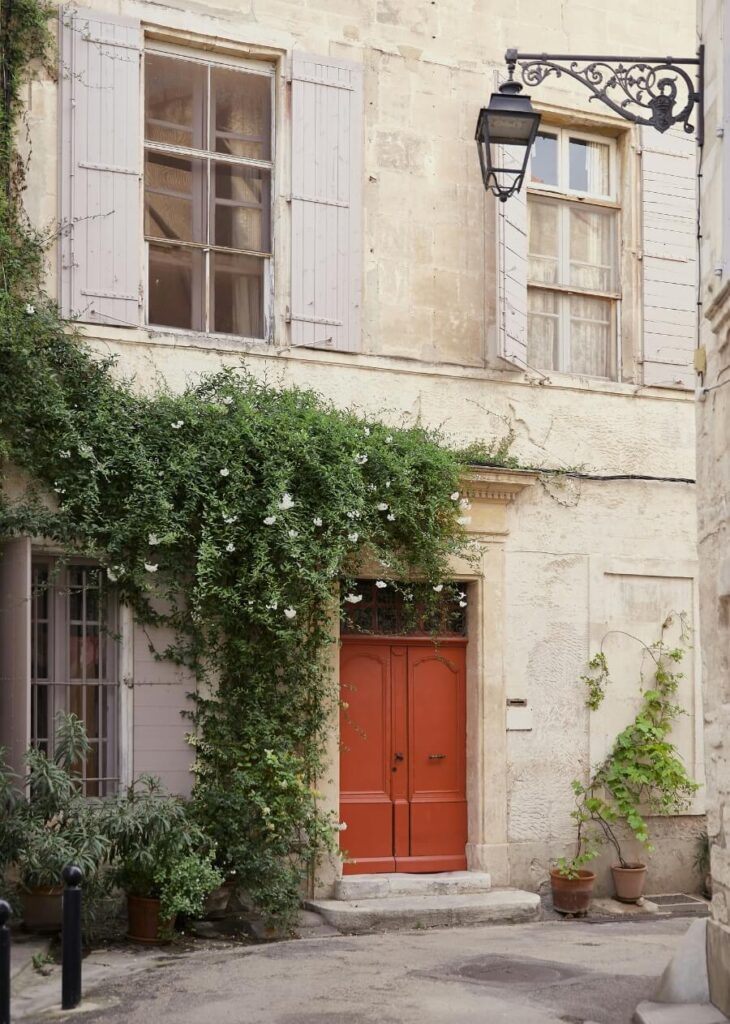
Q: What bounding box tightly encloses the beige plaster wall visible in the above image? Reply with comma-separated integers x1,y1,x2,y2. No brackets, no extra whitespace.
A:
15,0,705,896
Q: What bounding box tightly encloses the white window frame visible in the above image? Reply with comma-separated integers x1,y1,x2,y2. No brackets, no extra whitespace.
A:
142,42,276,343
527,126,622,379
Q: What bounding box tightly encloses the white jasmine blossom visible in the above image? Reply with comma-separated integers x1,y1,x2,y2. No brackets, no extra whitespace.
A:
220,467,230,477
459,600,467,608
288,529,298,539
53,486,66,494
148,533,160,546
106,567,120,582
335,821,348,831
377,502,388,511
344,593,363,604
354,453,368,465
385,480,391,488
386,513,396,521
223,514,238,525
263,515,277,526
171,420,184,430
385,435,393,444
266,601,278,611
59,450,71,459
348,532,359,543
433,584,444,593
363,427,371,436
450,491,460,501
375,580,387,589
368,484,377,492
145,563,158,573
457,591,466,600
460,498,471,510
313,517,323,527
226,542,236,553
278,492,295,510
404,591,413,601
222,396,234,405
284,607,297,619
25,303,35,315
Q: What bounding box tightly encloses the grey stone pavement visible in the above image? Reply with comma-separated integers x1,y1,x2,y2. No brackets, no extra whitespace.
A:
22,916,695,1024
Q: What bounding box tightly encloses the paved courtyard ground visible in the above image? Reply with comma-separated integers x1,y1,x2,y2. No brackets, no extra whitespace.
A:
22,916,694,1024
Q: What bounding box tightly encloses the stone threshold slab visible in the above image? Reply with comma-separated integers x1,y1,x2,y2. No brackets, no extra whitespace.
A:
634,1002,730,1024
334,870,492,901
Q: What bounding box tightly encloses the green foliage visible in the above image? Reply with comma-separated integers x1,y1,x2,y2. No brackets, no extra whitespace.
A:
560,613,699,874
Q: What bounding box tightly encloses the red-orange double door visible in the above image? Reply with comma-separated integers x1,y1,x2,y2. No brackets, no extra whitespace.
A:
339,638,467,874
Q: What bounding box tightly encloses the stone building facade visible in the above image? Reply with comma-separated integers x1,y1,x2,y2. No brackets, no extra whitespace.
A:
0,0,705,896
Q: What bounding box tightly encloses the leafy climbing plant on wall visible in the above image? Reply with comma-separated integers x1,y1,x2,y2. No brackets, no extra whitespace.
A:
0,0,517,925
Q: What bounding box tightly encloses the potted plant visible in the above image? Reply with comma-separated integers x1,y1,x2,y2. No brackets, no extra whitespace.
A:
550,780,600,915
578,615,700,904
105,777,222,943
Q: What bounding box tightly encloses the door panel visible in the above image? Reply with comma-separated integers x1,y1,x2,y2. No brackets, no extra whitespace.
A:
340,638,466,874
339,642,395,872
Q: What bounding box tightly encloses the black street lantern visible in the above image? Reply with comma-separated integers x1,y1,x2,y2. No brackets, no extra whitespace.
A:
475,77,541,203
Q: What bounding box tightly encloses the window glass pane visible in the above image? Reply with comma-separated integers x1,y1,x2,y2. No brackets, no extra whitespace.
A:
212,163,271,252
528,199,560,285
569,207,616,292
530,132,558,186
570,295,611,377
569,137,610,195
145,54,206,149
211,252,264,337
527,289,559,371
148,244,205,331
145,153,207,244
212,68,271,160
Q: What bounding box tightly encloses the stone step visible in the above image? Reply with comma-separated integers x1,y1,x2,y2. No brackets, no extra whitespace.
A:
334,870,492,901
305,888,540,934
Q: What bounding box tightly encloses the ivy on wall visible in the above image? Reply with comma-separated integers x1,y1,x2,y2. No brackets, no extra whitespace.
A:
0,0,521,924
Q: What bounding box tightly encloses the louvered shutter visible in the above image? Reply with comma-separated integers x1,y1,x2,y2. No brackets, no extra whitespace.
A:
289,53,363,351
0,538,31,774
641,128,697,388
496,147,529,368
59,7,142,326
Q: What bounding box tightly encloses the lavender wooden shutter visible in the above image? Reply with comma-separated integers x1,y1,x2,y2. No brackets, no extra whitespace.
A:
0,538,31,774
290,53,363,351
59,7,142,326
496,147,529,368
641,128,697,388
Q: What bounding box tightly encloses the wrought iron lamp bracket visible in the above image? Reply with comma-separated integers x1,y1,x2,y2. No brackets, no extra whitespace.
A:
505,47,704,145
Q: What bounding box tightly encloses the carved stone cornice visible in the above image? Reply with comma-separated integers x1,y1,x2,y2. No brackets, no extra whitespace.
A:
462,467,540,504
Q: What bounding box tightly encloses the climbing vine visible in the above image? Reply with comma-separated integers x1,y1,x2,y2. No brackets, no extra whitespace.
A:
0,1,519,924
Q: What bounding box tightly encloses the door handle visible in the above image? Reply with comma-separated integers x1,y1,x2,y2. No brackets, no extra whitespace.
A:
394,751,404,762
429,753,447,760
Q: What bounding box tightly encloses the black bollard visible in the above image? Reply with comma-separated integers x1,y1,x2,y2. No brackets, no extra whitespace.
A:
0,899,10,1024
61,866,83,1011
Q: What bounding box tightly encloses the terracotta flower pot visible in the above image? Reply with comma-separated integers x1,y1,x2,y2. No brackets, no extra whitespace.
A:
22,886,63,932
550,868,596,915
611,863,647,903
126,894,173,944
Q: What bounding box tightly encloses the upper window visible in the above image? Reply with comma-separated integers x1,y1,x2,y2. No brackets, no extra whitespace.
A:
144,51,274,339
31,561,119,796
527,128,619,379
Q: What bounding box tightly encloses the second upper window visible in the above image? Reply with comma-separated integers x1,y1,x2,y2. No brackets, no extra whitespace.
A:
527,128,619,379
144,50,274,339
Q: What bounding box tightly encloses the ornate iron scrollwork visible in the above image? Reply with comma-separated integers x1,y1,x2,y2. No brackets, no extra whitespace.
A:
505,48,704,143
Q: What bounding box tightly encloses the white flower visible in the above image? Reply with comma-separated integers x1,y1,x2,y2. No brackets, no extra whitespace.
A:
385,480,391,489
248,600,254,606
450,491,460,501
222,396,234,405
335,821,348,831
377,502,388,511
313,517,323,527
148,533,160,546
220,467,230,477
368,484,377,492
25,303,35,315
278,492,295,510
386,513,396,521
348,532,359,543
288,529,299,539
106,567,120,582
263,515,277,525
344,593,363,604
226,542,236,553
145,563,158,573
171,420,184,430
433,584,444,593
457,591,466,600
53,486,66,494
404,591,413,601
266,601,278,611
457,516,472,526
375,580,387,589
284,607,297,619
59,450,71,459
460,498,472,510
459,601,467,608
223,514,238,525
354,453,368,465
158,470,164,477
364,427,371,436
385,435,393,444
